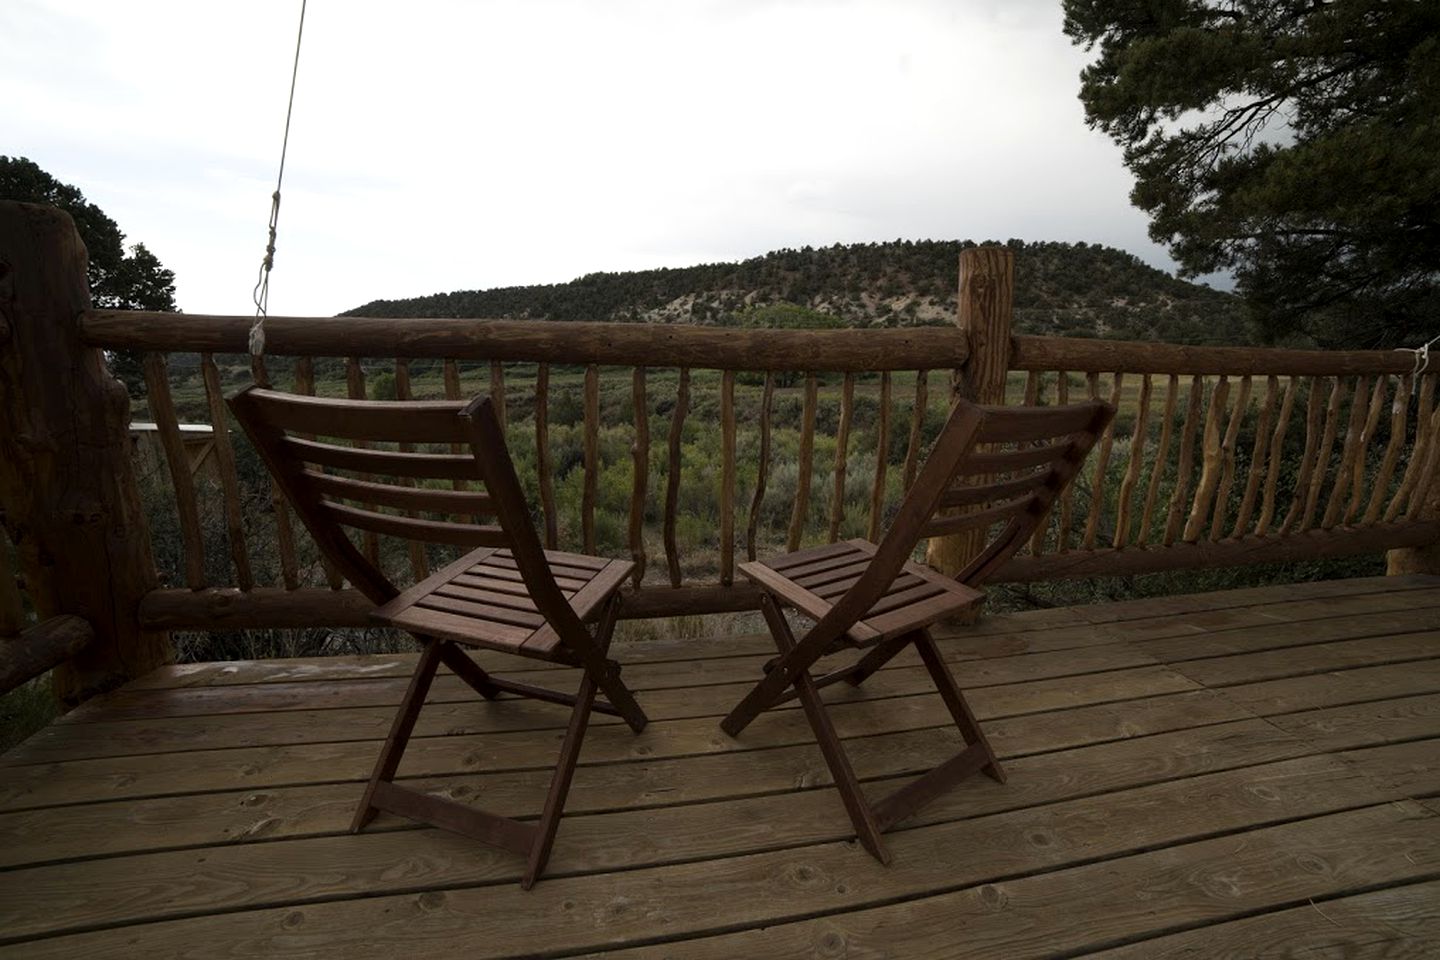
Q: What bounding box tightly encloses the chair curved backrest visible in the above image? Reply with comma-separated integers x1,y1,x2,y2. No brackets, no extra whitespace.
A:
806,395,1115,647
227,387,584,639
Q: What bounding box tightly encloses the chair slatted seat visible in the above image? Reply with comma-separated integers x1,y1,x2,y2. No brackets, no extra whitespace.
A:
229,386,648,888
724,395,1115,865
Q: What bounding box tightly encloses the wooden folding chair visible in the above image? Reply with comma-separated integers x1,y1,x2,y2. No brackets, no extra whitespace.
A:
725,396,1115,863
229,386,648,888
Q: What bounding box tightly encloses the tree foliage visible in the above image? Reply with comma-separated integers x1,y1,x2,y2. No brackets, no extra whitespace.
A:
0,156,178,392
1064,0,1440,347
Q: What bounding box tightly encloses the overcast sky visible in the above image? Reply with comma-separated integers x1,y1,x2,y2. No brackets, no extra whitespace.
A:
3,0,1192,317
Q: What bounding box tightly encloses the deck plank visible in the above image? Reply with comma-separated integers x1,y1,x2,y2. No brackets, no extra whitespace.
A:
4,763,1429,958
0,721,1316,940
1079,877,1440,959
57,641,1154,725
1,576,1437,959
3,663,1199,764
583,803,1440,960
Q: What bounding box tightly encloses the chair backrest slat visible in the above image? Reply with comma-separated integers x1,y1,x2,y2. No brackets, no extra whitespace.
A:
956,441,1070,476
318,501,509,548
305,470,496,515
283,437,484,481
246,391,475,444
920,498,1031,538
938,472,1048,509
973,404,1102,445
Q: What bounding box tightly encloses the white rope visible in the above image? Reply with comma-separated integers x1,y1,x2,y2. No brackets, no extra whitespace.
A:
249,0,307,378
1396,332,1440,378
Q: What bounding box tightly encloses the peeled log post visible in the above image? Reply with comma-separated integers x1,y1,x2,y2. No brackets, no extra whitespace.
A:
0,201,172,705
927,246,1013,575
0,615,94,696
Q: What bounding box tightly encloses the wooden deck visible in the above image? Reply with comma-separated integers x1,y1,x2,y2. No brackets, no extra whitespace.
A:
2,574,1439,958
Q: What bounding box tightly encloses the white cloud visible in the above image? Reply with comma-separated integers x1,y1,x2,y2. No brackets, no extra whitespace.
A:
1,0,1181,316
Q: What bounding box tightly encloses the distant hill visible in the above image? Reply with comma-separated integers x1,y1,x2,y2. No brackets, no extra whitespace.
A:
345,239,1252,344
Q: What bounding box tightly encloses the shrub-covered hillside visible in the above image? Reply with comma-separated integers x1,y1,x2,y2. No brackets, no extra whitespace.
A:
346,239,1251,345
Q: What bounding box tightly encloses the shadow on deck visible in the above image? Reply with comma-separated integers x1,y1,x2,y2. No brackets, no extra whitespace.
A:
2,575,1439,958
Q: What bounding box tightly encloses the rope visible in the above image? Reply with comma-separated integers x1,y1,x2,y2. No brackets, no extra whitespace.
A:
249,0,308,383
1396,332,1440,377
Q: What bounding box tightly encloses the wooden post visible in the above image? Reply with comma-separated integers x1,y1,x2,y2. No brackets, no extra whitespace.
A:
926,245,1013,574
0,202,172,705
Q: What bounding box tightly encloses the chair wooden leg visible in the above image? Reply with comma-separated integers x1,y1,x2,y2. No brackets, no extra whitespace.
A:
522,667,599,888
352,638,444,832
914,629,1005,784
759,596,891,864
523,594,639,887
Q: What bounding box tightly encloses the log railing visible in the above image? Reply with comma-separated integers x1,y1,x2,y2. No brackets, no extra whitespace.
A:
2,200,1437,701
996,348,1439,581
84,312,975,628
84,308,1440,631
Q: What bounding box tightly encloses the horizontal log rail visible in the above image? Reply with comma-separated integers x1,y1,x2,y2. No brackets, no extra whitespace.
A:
0,615,94,696
81,311,971,372
137,583,766,631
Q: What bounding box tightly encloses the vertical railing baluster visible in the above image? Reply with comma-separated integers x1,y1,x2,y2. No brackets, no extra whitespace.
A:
868,371,891,543
747,373,775,561
787,373,818,552
1207,375,1252,540
1323,376,1372,529
535,363,558,549
1364,375,1412,524
1137,374,1178,546
828,373,854,543
1280,378,1326,534
1055,371,1076,551
628,367,649,588
1298,376,1347,532
200,353,253,590
582,364,599,555
490,360,507,431
664,367,690,587
1028,371,1050,555
143,352,206,589
1163,375,1204,545
1183,375,1230,542
1388,374,1437,521
1082,372,1123,550
1256,377,1299,537
720,370,737,585
1231,375,1279,539
1344,375,1389,524
1113,373,1152,548
902,370,928,493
